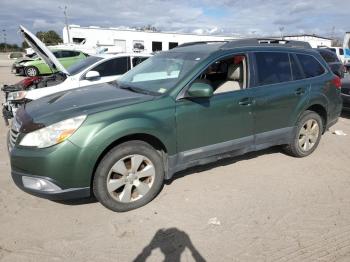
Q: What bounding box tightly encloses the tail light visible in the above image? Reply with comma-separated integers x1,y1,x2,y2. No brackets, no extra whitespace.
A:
332,75,342,90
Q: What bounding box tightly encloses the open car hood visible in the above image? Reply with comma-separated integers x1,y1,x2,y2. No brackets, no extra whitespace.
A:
20,25,69,75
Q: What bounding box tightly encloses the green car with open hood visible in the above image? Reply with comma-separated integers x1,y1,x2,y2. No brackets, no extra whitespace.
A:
8,39,342,212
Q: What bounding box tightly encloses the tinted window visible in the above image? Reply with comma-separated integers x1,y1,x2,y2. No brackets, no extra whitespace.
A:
297,54,325,78
61,51,80,58
93,57,128,77
53,51,62,58
319,50,338,63
132,57,149,67
67,56,103,75
255,52,292,85
339,48,344,55
290,55,304,80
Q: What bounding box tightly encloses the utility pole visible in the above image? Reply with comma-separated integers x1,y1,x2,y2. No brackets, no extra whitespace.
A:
60,5,70,43
279,27,284,39
2,29,6,52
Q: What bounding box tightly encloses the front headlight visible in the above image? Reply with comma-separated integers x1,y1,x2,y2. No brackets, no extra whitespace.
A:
19,115,87,148
7,91,27,101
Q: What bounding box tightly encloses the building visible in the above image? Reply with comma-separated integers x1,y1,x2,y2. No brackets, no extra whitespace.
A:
62,25,237,53
282,34,332,48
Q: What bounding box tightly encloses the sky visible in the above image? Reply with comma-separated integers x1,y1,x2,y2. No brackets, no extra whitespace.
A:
0,0,348,45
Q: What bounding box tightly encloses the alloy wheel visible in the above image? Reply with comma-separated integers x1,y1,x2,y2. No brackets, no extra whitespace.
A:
298,119,320,152
106,154,155,203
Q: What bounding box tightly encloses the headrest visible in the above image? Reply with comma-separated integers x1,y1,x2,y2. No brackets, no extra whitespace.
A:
227,64,242,81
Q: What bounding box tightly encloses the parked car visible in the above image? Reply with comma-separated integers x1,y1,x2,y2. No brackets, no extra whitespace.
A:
11,53,37,73
8,39,342,212
316,48,346,78
2,26,152,121
341,77,350,110
14,49,87,76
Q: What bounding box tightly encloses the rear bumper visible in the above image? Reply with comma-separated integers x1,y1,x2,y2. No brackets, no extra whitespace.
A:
342,93,350,110
11,170,90,200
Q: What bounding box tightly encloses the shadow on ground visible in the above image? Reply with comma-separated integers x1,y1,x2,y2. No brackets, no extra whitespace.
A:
133,227,206,262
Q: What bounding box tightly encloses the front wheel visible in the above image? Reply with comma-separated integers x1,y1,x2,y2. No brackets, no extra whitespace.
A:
284,110,323,157
25,66,39,77
93,141,165,212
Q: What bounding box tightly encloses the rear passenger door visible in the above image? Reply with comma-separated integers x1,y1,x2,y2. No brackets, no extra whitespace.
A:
251,52,309,146
79,57,129,87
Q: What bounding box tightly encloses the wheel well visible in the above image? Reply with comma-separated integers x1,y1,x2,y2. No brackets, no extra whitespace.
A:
306,104,327,132
90,134,167,188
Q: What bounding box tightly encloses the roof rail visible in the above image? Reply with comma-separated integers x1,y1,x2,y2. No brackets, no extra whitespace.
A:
176,41,227,48
221,38,312,49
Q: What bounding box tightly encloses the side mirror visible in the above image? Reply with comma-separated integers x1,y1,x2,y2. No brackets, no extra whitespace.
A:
187,81,213,98
85,70,100,80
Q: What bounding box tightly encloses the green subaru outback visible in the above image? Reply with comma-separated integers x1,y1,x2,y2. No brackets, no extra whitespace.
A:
8,39,342,212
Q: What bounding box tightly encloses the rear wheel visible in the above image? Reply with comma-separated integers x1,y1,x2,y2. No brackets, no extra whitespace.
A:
284,110,323,157
25,66,39,77
93,141,165,212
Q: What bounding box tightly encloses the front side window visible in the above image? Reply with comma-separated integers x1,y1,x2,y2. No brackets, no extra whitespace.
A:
297,54,325,78
93,57,128,77
67,56,103,75
192,54,248,95
255,52,292,85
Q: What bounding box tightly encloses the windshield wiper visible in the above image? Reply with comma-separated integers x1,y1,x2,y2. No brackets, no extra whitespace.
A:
119,85,159,96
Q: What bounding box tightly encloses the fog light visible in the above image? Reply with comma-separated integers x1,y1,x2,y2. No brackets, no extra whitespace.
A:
22,176,61,192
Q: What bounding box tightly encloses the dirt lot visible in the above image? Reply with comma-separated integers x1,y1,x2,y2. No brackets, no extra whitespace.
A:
1,53,350,262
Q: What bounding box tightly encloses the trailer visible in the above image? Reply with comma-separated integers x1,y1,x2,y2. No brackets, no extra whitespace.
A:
62,25,237,53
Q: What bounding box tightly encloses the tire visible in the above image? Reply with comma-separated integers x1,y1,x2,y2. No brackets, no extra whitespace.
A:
25,66,39,77
93,140,165,212
284,110,323,157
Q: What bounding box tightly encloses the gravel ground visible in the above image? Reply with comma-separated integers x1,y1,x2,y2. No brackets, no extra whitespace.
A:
1,53,350,262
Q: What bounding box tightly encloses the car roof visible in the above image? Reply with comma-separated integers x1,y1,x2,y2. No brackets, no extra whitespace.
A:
171,39,312,54
94,53,153,58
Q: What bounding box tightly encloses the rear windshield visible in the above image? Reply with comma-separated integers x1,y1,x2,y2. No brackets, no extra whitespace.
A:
67,56,103,75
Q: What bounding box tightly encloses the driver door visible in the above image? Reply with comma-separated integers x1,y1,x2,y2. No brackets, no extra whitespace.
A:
175,54,255,162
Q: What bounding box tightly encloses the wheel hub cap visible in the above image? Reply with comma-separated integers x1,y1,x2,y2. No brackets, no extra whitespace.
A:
298,119,320,152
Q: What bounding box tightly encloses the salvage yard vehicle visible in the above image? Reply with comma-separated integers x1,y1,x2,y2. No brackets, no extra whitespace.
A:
8,39,342,212
316,48,346,78
2,26,151,121
14,48,87,76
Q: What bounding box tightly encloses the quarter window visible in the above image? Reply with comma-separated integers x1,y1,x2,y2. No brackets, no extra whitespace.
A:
132,57,149,67
255,52,292,85
297,54,325,78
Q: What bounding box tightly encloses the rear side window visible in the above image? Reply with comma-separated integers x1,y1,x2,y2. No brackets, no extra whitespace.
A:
297,54,325,78
132,57,149,67
61,51,80,57
255,52,292,85
93,57,128,77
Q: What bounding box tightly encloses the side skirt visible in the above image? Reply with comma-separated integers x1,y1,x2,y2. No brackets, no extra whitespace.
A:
166,127,295,179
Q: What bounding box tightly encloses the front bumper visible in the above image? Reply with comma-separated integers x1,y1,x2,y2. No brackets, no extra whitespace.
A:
9,136,95,201
14,66,25,76
11,171,90,200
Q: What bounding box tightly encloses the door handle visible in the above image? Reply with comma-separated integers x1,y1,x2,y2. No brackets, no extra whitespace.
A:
295,88,306,96
238,97,253,106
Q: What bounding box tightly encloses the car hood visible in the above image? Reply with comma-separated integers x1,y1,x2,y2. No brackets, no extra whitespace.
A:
18,82,154,131
20,25,69,75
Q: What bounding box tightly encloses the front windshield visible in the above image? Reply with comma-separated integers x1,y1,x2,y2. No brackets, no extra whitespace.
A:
67,56,103,75
117,51,210,95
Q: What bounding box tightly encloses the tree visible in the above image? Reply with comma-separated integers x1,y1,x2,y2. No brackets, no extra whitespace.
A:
35,30,62,45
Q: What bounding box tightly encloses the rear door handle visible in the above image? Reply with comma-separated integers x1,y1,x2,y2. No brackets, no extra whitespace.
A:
238,97,253,106
295,87,306,96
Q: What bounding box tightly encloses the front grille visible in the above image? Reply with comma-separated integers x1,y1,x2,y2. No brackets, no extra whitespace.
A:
8,117,21,151
9,128,19,151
